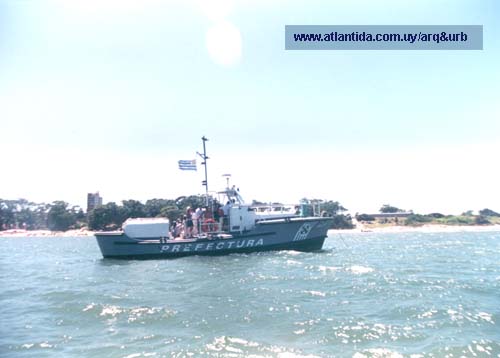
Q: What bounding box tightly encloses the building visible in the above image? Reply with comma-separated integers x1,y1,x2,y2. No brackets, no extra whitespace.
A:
368,212,413,219
87,192,103,213
355,211,413,224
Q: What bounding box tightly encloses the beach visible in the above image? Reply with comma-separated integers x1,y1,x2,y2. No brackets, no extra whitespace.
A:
0,228,94,237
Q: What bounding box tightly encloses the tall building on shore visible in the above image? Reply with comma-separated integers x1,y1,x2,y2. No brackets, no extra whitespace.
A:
87,192,103,213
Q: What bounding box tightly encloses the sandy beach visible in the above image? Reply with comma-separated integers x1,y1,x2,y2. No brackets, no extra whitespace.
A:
0,228,94,237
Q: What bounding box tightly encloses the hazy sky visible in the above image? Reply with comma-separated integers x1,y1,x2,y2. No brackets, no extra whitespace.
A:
1,0,499,214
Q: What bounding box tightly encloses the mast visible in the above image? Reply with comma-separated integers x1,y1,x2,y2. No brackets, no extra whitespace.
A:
198,136,209,206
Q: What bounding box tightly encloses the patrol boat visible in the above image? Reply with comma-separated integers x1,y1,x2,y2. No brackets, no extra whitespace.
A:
94,138,333,259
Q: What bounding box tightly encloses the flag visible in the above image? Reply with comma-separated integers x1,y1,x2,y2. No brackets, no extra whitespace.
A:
178,159,197,171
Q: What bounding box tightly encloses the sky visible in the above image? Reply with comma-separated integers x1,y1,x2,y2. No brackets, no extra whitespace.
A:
0,0,499,215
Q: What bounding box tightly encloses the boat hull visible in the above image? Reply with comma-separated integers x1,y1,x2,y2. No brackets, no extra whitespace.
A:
95,217,332,259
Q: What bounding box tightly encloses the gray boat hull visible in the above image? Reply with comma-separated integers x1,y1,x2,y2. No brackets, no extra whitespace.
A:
95,217,332,259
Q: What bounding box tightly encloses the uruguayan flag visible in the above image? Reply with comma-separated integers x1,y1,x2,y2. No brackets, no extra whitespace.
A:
178,159,197,171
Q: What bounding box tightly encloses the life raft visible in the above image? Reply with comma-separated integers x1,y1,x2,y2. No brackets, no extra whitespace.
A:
201,219,217,232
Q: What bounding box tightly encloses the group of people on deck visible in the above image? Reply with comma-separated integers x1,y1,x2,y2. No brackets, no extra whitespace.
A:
170,200,234,239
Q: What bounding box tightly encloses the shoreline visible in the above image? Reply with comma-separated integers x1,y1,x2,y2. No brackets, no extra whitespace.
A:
1,224,500,238
329,224,500,234
0,228,94,238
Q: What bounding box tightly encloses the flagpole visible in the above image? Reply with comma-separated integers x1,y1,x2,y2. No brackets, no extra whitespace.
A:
201,136,209,206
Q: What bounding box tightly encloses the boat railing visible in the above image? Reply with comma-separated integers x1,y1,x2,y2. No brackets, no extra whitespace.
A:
252,204,299,215
194,217,225,235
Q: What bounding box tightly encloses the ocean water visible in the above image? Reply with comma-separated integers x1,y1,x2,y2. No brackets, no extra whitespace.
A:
1,231,499,358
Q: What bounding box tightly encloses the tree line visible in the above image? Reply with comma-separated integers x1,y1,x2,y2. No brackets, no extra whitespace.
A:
0,199,85,232
0,196,353,232
87,196,207,230
355,204,500,226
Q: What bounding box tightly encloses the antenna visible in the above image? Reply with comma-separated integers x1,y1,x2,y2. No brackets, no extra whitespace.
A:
197,136,209,206
222,174,231,189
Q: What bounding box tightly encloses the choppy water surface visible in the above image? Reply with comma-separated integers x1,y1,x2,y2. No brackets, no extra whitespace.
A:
1,231,499,358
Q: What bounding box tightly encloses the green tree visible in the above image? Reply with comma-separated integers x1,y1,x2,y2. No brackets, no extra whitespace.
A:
321,200,347,216
300,198,352,229
0,205,5,230
405,214,433,226
47,201,76,231
88,202,124,230
479,208,500,217
71,206,86,229
330,214,354,229
0,200,16,229
32,203,50,230
16,208,37,230
177,195,206,211
0,199,51,230
380,204,403,213
144,199,175,217
159,205,183,223
475,215,491,225
122,200,146,219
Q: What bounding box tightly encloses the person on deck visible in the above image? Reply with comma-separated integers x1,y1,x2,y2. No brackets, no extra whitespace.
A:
222,201,232,231
213,203,222,231
173,218,183,239
202,206,214,232
185,207,194,238
193,207,203,235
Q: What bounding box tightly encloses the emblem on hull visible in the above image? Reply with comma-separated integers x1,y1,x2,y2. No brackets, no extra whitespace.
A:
293,222,314,241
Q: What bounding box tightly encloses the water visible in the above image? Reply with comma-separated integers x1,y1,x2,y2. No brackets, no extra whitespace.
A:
1,231,499,358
